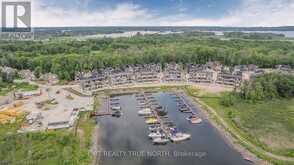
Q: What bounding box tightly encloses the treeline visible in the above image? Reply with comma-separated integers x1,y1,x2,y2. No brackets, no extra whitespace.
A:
1,33,294,80
224,32,285,40
240,73,294,100
221,73,294,106
0,70,17,84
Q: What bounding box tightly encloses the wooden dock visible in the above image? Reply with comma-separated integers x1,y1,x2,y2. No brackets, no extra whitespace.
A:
90,96,112,117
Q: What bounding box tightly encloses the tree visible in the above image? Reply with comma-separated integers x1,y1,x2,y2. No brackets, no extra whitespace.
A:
34,66,42,79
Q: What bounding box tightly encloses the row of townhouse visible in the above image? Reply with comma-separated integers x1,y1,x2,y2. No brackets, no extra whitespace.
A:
78,64,162,91
163,63,184,82
187,64,215,83
77,63,292,91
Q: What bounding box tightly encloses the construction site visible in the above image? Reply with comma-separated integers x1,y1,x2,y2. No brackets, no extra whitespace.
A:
0,84,94,133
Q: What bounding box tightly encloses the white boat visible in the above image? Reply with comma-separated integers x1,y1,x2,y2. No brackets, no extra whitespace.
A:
138,109,152,115
186,115,202,124
141,108,151,111
148,126,161,132
148,132,163,139
153,137,169,144
111,106,121,110
170,133,191,142
139,102,148,105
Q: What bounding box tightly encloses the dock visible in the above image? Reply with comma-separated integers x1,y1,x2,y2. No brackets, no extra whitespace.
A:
90,96,121,117
136,92,177,139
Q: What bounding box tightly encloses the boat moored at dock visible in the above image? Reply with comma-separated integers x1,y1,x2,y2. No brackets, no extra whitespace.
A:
186,115,203,124
152,137,169,145
170,133,191,142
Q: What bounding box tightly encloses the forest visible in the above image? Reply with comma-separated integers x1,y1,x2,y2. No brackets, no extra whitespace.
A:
1,32,294,80
220,73,294,107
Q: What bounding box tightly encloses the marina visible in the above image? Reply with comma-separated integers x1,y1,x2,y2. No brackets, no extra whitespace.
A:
135,92,191,144
97,92,251,165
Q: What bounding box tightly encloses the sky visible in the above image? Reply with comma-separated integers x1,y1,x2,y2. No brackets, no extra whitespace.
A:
2,0,294,27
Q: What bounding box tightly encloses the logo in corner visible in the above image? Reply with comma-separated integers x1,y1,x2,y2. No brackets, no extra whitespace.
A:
1,1,31,32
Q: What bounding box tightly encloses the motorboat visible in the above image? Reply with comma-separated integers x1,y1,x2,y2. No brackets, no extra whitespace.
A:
169,128,191,142
112,111,122,118
144,114,156,118
139,100,147,103
110,98,120,101
144,114,156,117
169,133,191,142
145,117,157,121
136,97,146,101
110,102,120,106
142,108,151,111
138,109,152,116
179,108,189,112
138,105,149,109
186,115,202,124
148,131,163,139
139,102,148,106
111,106,121,110
156,109,168,116
145,118,159,124
149,125,161,132
153,137,169,145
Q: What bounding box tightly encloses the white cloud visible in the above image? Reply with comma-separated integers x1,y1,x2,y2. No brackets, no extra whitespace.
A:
32,1,154,27
221,0,294,26
28,0,294,27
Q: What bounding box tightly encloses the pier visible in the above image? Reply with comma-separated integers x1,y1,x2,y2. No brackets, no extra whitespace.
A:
90,96,121,117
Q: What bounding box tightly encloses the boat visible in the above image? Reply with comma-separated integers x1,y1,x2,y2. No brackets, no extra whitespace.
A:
169,128,191,142
110,98,120,101
138,109,152,116
159,116,169,119
145,118,159,124
144,117,157,121
112,111,122,118
139,102,148,106
136,97,146,100
110,102,119,105
151,102,160,106
111,106,121,110
148,125,161,132
179,108,189,112
140,108,151,111
181,110,192,113
163,123,176,127
154,105,163,109
143,114,156,118
135,93,144,97
169,133,191,142
144,93,153,96
186,115,202,124
153,137,169,145
148,131,163,139
138,105,149,109
156,109,168,116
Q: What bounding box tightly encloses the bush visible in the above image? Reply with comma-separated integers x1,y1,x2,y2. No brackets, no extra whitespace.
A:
241,73,294,101
220,92,239,107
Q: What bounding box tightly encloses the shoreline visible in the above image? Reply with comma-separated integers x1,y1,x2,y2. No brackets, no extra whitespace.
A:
91,124,101,165
188,96,267,164
192,96,294,164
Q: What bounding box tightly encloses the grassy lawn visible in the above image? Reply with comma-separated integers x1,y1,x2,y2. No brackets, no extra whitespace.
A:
0,112,95,165
200,93,294,158
14,82,39,91
76,112,96,151
0,82,39,96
